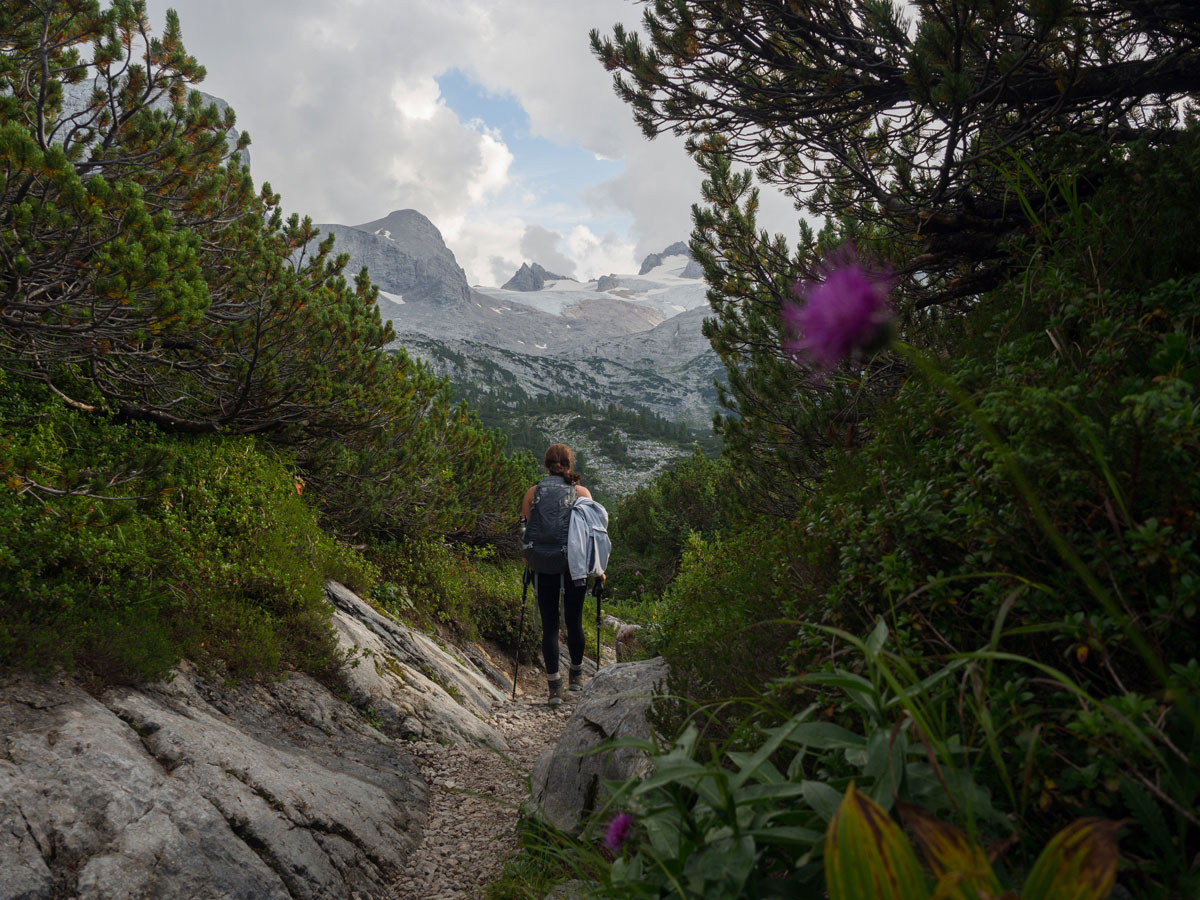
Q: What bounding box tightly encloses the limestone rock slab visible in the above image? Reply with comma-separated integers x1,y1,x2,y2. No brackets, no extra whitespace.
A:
103,667,426,900
0,676,290,900
326,581,507,749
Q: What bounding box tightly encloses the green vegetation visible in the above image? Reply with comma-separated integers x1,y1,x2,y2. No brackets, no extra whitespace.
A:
465,391,713,457
607,449,731,597
0,1,531,683
476,3,1200,899
588,148,1200,896
0,373,371,683
485,819,590,900
367,539,537,652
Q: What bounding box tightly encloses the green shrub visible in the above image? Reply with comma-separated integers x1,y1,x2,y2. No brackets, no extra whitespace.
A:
366,538,534,651
592,626,1016,900
596,135,1200,895
652,522,802,710
0,377,374,683
609,448,734,601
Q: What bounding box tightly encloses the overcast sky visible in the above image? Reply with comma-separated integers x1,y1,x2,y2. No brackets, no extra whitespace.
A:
138,0,800,285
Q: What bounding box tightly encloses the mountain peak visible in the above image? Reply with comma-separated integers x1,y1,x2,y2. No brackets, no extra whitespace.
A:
502,262,573,292
353,209,446,249
638,241,691,275
315,209,470,308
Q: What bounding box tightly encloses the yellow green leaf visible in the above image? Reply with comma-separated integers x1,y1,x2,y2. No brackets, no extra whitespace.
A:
1022,819,1121,900
898,803,1003,900
825,783,931,900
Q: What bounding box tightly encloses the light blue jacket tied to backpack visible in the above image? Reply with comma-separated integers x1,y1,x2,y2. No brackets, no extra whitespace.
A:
567,497,610,586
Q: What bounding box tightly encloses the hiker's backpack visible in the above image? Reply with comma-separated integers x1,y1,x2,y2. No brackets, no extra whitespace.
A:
522,475,577,574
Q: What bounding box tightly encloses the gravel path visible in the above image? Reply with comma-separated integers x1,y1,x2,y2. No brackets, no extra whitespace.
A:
391,657,597,900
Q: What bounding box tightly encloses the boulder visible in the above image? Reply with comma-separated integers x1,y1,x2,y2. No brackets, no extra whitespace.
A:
465,642,515,695
528,657,669,832
326,581,508,749
600,615,644,661
595,274,621,291
0,667,426,900
0,578,531,898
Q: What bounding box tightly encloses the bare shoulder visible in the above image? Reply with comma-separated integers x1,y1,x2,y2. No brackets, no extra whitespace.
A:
576,485,593,500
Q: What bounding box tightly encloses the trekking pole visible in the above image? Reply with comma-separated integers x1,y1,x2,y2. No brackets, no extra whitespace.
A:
511,568,532,701
591,577,604,671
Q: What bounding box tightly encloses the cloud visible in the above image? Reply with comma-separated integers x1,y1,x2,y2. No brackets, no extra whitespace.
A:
488,254,520,287
443,214,526,288
520,225,576,277
588,139,704,261
391,76,443,122
137,0,801,285
565,226,637,282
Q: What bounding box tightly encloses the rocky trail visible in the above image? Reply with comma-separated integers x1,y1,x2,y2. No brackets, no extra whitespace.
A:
393,693,565,899
391,653,607,900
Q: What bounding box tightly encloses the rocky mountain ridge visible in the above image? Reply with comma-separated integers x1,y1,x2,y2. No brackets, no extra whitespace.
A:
311,211,723,432
638,240,691,275
502,262,574,292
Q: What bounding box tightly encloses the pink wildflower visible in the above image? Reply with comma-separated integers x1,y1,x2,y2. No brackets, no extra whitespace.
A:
604,811,635,853
783,246,894,370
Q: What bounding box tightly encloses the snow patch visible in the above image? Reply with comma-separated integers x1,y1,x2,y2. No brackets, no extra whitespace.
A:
541,279,593,292
378,290,405,305
472,259,708,321
374,229,394,241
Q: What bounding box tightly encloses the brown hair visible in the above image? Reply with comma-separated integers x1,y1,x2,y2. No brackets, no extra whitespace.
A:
544,443,581,485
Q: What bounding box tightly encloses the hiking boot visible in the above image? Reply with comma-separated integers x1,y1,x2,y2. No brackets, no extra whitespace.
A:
547,676,563,707
568,664,585,692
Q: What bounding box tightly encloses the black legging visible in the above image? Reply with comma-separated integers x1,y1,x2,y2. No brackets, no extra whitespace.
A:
536,572,586,676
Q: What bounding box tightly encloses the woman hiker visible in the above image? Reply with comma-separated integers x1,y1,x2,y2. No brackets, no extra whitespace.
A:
519,443,602,706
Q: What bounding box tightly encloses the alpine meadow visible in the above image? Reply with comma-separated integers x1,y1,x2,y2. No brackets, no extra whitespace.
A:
2,2,1200,900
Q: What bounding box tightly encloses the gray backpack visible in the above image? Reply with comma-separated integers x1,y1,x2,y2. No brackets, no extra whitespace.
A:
522,476,577,574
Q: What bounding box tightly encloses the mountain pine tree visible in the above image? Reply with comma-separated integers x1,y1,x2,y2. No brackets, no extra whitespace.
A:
0,0,531,549
0,0,393,437
593,0,1200,304
593,1,1200,510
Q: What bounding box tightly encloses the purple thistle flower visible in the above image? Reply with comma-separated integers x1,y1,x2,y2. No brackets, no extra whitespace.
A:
604,811,635,853
783,246,894,370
